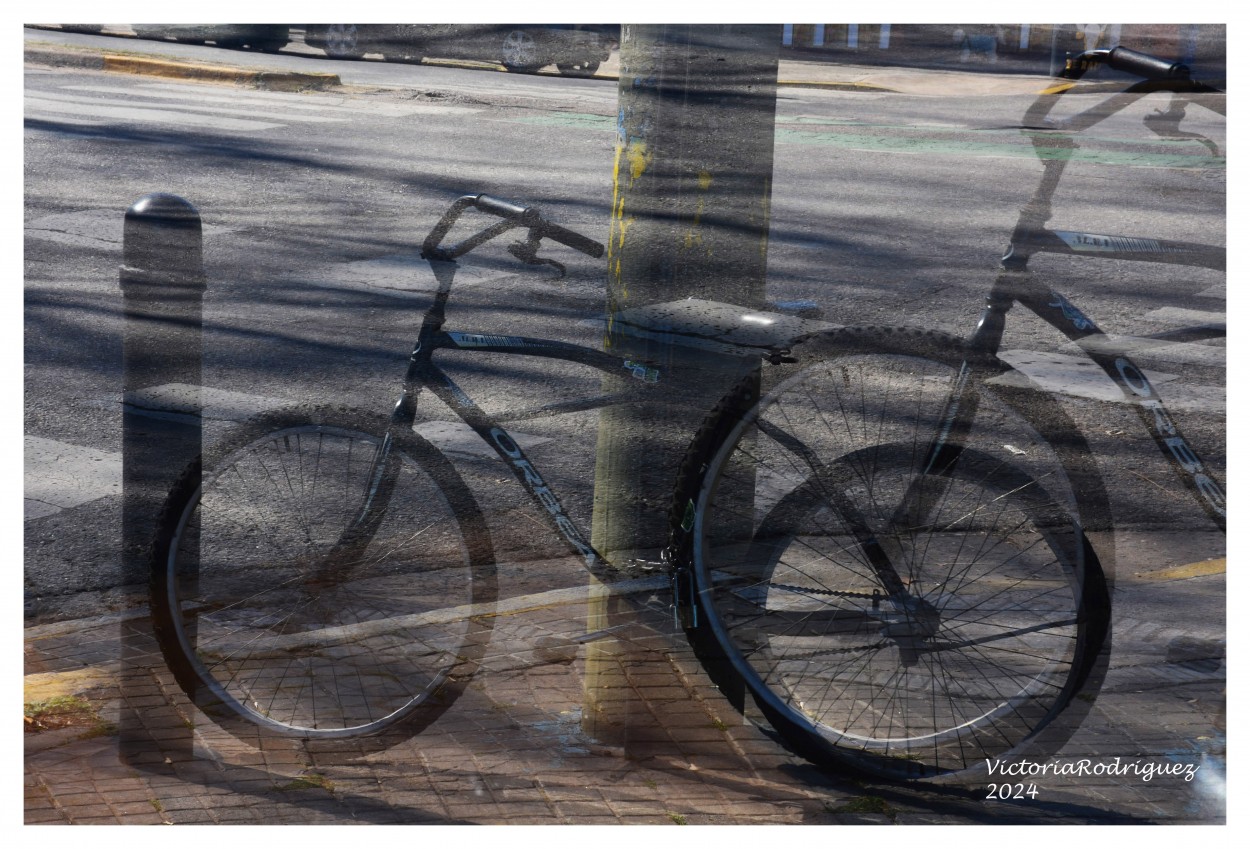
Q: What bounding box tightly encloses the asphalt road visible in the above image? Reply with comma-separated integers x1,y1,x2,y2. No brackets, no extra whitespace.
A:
24,25,1225,605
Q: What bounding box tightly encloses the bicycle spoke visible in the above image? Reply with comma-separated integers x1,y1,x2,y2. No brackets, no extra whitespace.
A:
687,341,1103,778
155,410,495,740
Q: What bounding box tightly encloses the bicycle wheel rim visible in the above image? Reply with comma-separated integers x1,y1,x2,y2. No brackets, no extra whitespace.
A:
690,360,1104,778
158,419,493,739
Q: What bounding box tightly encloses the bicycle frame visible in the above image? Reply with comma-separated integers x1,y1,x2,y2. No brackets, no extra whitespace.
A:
376,252,674,577
930,71,1226,531
337,197,800,588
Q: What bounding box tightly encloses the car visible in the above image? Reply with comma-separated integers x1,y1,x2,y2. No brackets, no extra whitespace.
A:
131,24,291,53
302,24,616,75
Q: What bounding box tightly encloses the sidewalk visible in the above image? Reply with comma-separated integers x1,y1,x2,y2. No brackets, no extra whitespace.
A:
24,543,1227,825
23,27,1063,98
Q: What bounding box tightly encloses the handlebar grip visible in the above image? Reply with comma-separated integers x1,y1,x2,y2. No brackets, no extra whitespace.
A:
472,193,604,258
474,194,532,219
541,221,605,258
1106,47,1190,80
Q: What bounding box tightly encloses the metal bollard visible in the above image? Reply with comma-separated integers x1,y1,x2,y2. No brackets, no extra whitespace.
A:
118,193,205,769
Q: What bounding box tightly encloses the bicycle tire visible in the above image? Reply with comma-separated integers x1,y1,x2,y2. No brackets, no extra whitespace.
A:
149,405,497,747
671,326,1112,780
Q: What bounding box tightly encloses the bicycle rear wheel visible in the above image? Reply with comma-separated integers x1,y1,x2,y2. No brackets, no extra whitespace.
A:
674,327,1110,780
150,406,496,746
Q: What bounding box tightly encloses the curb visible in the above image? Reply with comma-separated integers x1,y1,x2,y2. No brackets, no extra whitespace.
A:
25,42,893,95
26,33,1089,98
24,45,341,91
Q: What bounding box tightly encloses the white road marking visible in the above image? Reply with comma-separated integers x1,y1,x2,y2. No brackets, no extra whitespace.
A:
1141,307,1225,329
26,81,481,133
413,420,551,458
1074,334,1225,367
66,83,478,117
26,386,553,519
992,350,1223,412
123,384,287,422
31,89,347,123
24,95,285,131
24,436,122,520
25,208,238,250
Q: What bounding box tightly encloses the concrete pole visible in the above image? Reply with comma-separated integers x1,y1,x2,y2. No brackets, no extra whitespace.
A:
583,23,781,747
592,23,780,561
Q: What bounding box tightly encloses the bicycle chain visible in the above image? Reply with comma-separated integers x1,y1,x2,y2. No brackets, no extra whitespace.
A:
769,582,881,601
764,582,907,657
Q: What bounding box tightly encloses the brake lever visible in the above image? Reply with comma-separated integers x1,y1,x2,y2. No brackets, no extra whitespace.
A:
507,230,567,277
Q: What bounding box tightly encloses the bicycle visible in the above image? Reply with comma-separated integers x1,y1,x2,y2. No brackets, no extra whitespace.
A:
149,46,1225,783
665,46,1223,780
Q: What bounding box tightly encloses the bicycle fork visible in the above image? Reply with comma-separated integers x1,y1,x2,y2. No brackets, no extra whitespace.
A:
307,261,460,588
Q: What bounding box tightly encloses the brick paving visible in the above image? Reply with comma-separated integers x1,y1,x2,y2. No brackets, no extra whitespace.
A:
24,553,1227,825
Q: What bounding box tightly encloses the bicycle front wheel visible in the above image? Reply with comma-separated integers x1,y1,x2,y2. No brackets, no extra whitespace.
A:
150,406,497,745
677,329,1110,780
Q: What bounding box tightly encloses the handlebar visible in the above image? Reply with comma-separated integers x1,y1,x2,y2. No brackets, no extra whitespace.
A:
422,193,605,262
1025,46,1222,132
1060,47,1192,82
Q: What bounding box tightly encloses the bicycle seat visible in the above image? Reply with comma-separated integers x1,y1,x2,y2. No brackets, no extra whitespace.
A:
609,297,837,359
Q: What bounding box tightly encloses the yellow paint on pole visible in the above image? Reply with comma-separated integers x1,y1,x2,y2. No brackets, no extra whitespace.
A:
625,139,651,181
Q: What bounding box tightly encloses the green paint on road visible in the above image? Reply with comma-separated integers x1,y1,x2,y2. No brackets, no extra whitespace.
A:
509,112,1223,172
511,112,615,130
774,127,1224,170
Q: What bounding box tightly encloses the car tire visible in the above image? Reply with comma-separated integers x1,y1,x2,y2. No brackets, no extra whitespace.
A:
249,26,290,53
556,61,600,77
500,28,545,72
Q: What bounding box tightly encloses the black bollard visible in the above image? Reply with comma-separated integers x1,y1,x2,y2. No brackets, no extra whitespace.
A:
120,192,205,584
118,193,205,769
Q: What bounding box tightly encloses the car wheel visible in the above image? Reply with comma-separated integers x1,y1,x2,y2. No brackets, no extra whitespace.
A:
556,61,600,77
321,24,364,59
501,29,544,72
383,52,425,64
249,26,290,53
